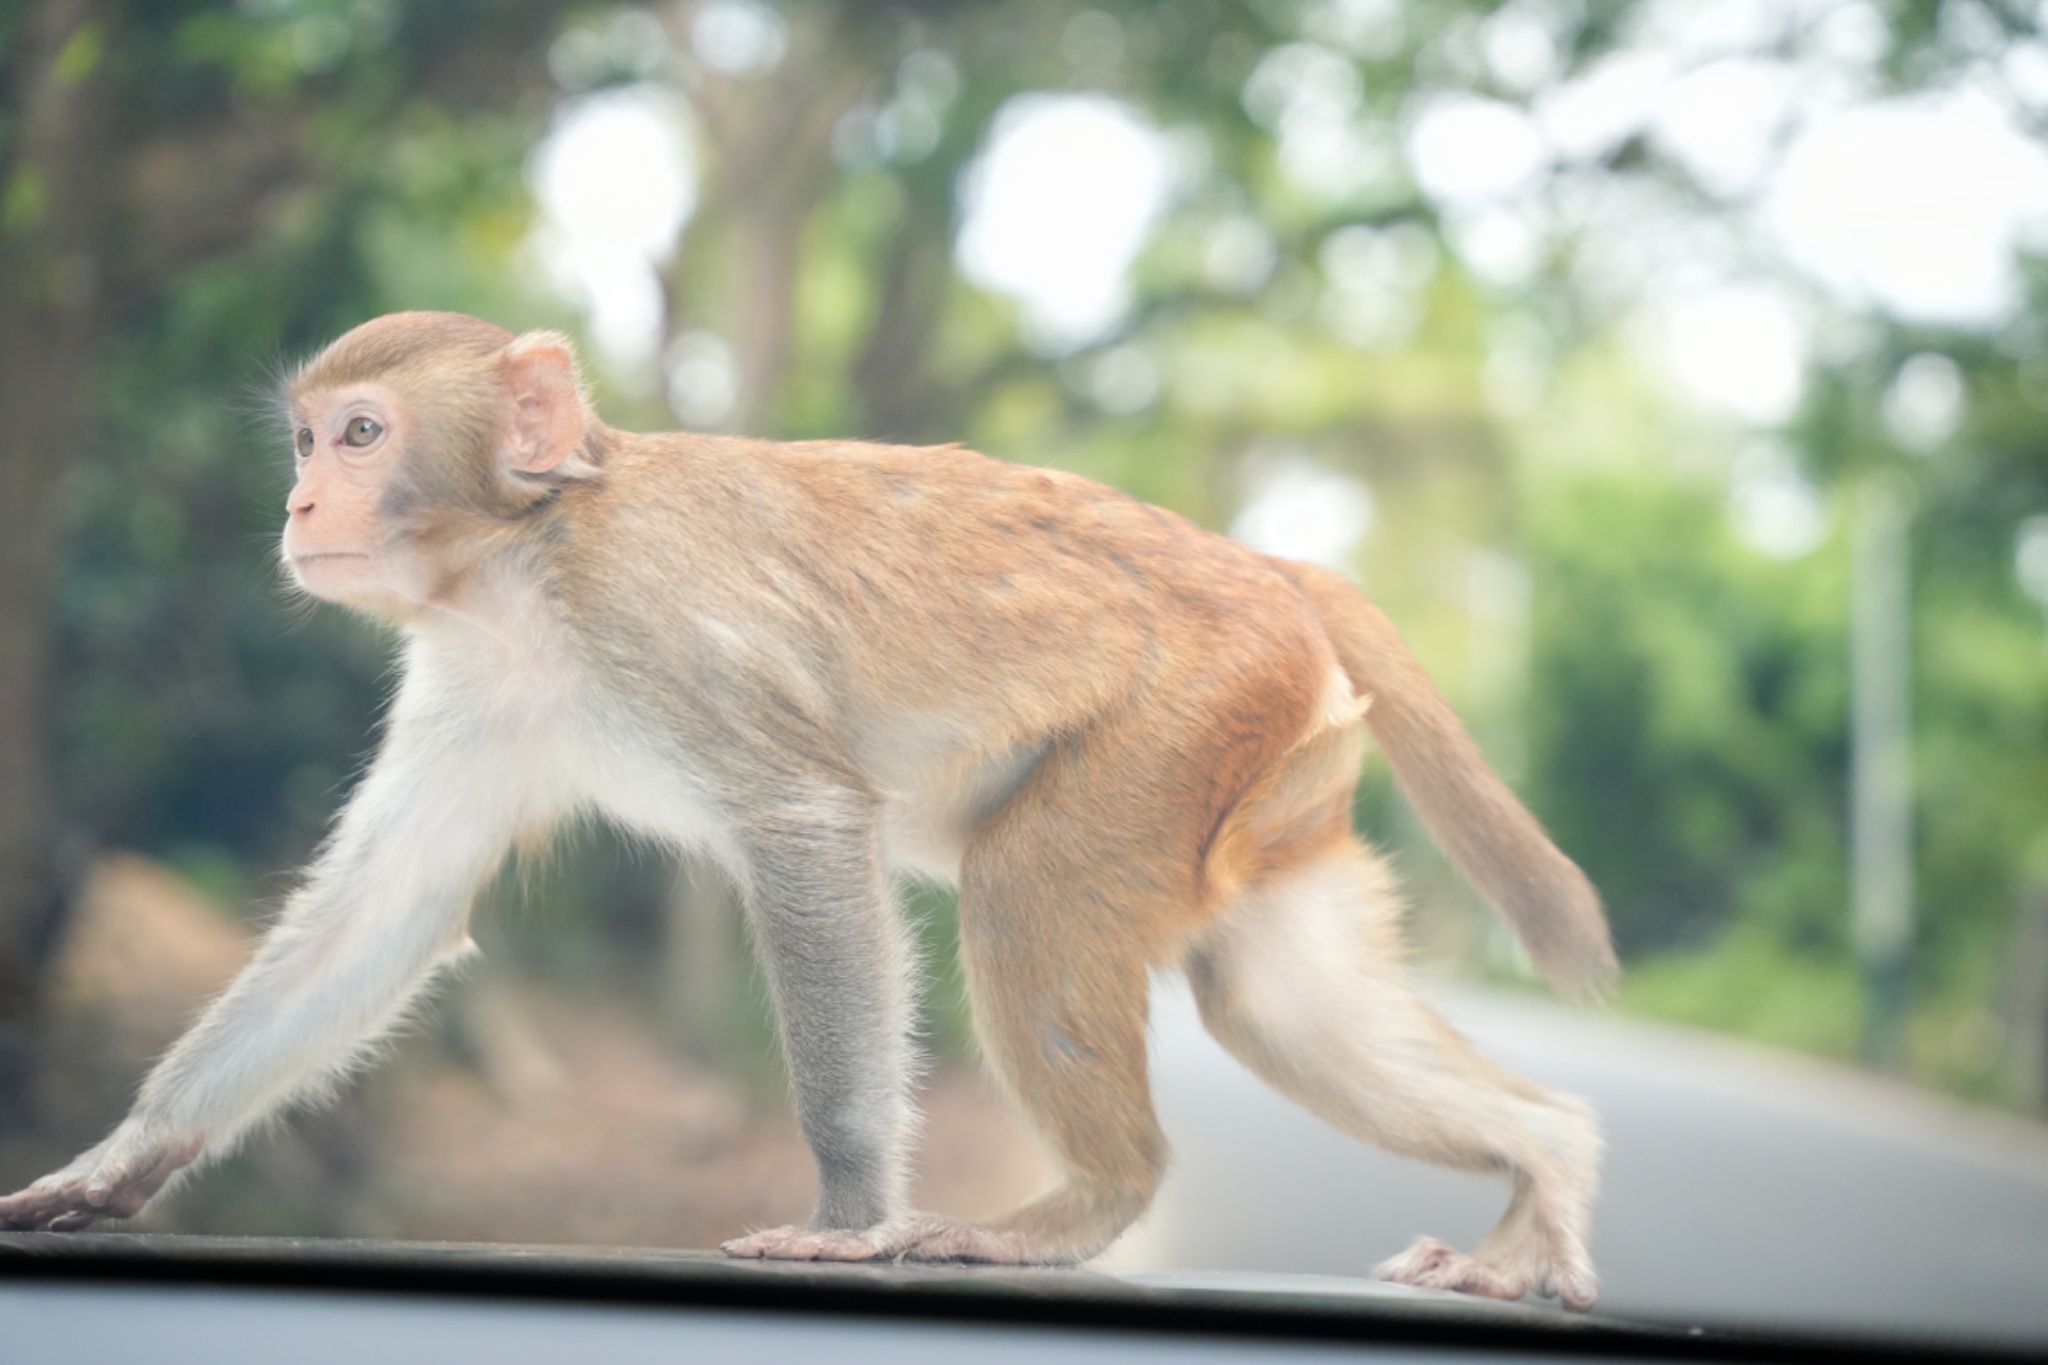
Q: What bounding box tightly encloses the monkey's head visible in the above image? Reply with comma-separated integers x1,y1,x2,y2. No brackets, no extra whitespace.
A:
281,311,600,615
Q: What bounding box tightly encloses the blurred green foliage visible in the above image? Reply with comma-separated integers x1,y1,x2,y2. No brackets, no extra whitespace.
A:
17,0,2048,1111
1526,469,1854,961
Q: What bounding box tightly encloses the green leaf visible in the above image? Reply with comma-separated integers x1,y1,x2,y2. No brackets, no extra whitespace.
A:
51,20,105,89
2,163,45,234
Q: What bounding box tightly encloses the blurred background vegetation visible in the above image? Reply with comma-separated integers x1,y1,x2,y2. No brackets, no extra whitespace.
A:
3,0,2048,1236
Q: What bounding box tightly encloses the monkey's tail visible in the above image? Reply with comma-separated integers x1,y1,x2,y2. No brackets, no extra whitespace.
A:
1282,560,1619,1002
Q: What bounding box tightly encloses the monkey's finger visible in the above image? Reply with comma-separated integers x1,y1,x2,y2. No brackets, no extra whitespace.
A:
83,1156,138,1205
0,1184,69,1230
2,1195,77,1231
84,1145,156,1204
762,1232,831,1261
86,1134,202,1211
102,1156,182,1219
0,1191,35,1229
721,1226,795,1258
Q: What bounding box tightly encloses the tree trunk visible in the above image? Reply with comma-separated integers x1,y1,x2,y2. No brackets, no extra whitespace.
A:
0,0,116,1016
0,0,578,1052
850,195,955,442
668,3,874,435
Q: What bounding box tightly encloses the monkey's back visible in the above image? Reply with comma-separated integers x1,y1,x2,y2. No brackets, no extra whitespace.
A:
562,432,1343,759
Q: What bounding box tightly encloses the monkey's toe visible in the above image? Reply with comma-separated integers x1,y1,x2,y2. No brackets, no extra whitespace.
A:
1375,1235,1601,1312
1374,1236,1528,1302
1542,1264,1600,1313
720,1224,808,1258
901,1218,1043,1264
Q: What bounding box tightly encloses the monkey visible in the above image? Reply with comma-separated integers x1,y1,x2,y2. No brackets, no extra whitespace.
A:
0,311,1617,1310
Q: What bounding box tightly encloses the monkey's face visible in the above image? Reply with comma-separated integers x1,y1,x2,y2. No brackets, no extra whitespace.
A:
279,316,596,619
282,383,418,610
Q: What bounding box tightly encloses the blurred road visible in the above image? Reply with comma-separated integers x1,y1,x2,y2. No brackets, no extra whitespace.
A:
1096,976,2048,1344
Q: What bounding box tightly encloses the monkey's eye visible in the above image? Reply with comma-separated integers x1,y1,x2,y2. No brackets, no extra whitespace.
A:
295,427,314,459
342,416,384,448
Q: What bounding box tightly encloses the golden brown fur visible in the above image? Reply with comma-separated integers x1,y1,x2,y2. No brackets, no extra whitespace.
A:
2,312,1614,1309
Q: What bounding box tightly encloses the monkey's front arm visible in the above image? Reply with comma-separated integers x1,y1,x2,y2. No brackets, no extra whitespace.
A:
0,702,553,1232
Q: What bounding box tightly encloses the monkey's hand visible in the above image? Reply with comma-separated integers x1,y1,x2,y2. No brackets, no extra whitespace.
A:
723,1214,1047,1264
722,1217,949,1262
0,1129,203,1232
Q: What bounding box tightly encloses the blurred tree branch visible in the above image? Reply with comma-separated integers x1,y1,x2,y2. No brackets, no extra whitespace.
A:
0,0,120,1017
663,1,881,433
0,0,575,1025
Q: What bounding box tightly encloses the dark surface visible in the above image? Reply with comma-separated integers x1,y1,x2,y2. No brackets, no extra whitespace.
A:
0,1232,2038,1363
0,1230,1588,1333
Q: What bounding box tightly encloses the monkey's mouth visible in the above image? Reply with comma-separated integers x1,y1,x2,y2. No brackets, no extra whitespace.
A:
287,551,375,592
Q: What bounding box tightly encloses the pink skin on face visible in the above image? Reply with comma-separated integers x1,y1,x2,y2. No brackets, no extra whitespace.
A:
283,385,405,607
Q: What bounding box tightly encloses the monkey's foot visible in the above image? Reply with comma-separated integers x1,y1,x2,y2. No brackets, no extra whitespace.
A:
898,1216,1045,1263
1373,1236,1597,1313
721,1214,1049,1265
1374,1236,1528,1302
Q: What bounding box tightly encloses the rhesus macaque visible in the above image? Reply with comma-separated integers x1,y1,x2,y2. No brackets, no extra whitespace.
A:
1,312,1616,1309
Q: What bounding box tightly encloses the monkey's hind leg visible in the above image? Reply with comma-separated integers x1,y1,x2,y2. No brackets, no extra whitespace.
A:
896,747,1172,1265
1186,840,1603,1311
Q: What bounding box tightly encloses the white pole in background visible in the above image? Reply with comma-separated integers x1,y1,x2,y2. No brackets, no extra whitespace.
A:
1850,475,1913,1067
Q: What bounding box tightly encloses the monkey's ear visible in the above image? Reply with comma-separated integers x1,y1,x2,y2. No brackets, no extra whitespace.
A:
503,333,587,476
